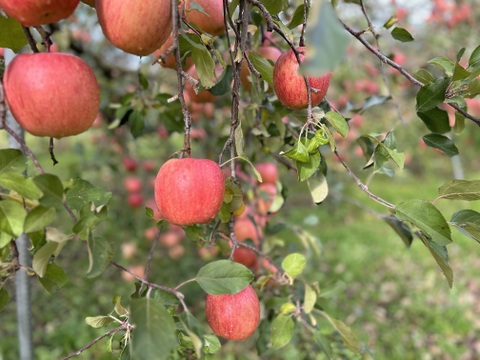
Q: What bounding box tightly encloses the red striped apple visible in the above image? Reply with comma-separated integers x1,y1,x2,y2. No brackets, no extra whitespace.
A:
154,158,225,226
205,285,260,341
273,47,331,109
96,0,172,56
0,0,79,26
3,53,99,138
183,0,225,36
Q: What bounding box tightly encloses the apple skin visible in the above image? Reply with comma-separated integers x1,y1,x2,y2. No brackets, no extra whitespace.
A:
0,0,79,26
96,0,172,56
183,0,225,36
241,46,282,92
255,162,278,185
154,158,225,226
273,47,331,110
205,285,260,341
3,53,99,138
124,177,142,193
231,217,261,269
256,183,277,216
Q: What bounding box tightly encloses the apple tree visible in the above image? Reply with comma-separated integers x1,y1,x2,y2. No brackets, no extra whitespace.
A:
1,0,480,359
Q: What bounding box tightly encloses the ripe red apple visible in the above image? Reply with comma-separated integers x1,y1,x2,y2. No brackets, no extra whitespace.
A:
96,0,172,56
231,217,261,269
0,0,79,26
123,176,143,193
273,47,331,109
256,183,277,216
205,285,260,341
153,32,194,70
154,158,225,226
0,48,4,57
3,53,99,138
255,162,278,185
122,157,138,172
233,247,258,269
240,46,282,92
128,193,144,208
183,0,225,36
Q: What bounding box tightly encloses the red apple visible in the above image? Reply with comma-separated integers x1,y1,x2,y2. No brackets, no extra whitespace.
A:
128,193,144,208
255,162,278,185
256,183,277,216
205,285,260,341
123,157,138,172
168,244,185,259
153,32,194,70
183,0,225,36
96,0,172,56
273,47,331,109
233,247,258,269
0,0,79,26
3,53,99,138
124,177,143,193
241,46,282,92
159,231,182,248
154,158,225,226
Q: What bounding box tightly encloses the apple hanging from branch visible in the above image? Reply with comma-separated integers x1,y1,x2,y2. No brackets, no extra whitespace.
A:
0,0,79,26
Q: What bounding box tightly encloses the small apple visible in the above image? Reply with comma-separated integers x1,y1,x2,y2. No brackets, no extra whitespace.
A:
123,157,138,172
233,247,258,269
255,162,278,185
144,226,158,241
168,244,185,259
159,231,182,248
96,0,172,56
183,0,225,36
121,242,138,260
123,176,143,193
231,217,261,269
128,193,144,208
154,158,225,226
0,0,79,26
205,285,260,341
273,47,331,109
3,53,99,138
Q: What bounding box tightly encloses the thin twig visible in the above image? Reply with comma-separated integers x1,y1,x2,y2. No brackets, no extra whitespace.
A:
61,323,129,360
22,27,39,53
139,224,162,294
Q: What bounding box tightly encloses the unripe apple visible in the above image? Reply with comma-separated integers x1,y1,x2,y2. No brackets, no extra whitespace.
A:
205,285,260,341
255,162,278,185
3,53,99,138
96,0,172,56
183,0,225,36
240,46,282,92
273,47,331,109
154,158,225,226
0,0,79,26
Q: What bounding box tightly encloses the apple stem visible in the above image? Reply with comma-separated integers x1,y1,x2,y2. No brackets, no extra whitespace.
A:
49,137,59,165
299,0,307,47
21,26,40,53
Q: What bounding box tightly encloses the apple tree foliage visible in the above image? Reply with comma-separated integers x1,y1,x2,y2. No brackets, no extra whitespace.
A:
1,0,480,359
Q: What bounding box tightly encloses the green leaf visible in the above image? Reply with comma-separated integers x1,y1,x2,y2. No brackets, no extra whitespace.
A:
416,107,451,134
261,0,288,14
130,298,177,360
282,253,306,278
452,63,470,81
191,46,216,89
358,95,391,113
0,200,26,237
0,173,43,200
307,129,330,152
395,200,452,246
413,69,435,85
422,133,459,157
450,209,480,243
270,315,295,349
234,125,244,156
383,215,414,247
454,111,465,133
38,263,67,293
238,155,262,182
65,179,112,212
128,110,145,138
209,65,233,96
34,174,64,208
113,296,129,317
314,331,333,360
0,16,27,52
469,44,480,67
288,4,308,29
86,234,114,278
179,312,204,359
391,27,414,42
196,260,254,295
417,233,453,288
24,206,56,233
0,149,25,174
33,241,65,278
416,77,450,112
324,111,349,138
428,57,454,75
280,141,309,163
319,311,361,353
138,72,149,90
0,287,10,312
438,180,480,201
204,335,221,354
302,0,350,75
249,51,274,88
85,315,115,329
296,151,321,181
306,172,328,204
303,284,317,314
